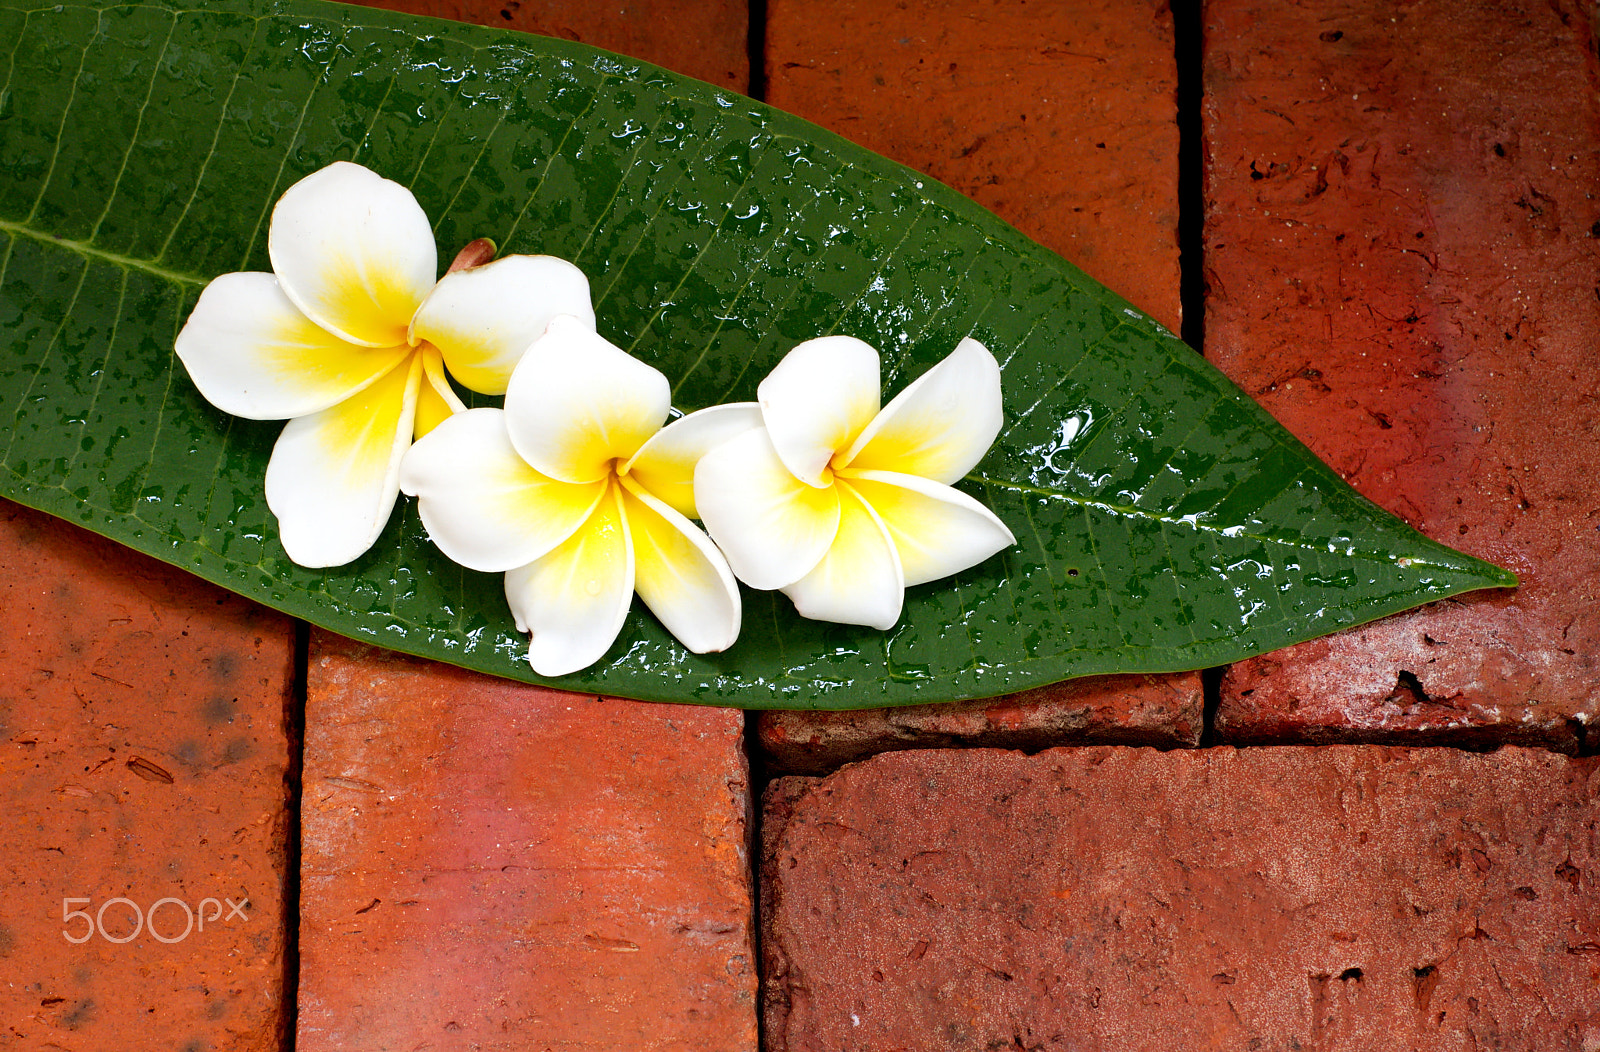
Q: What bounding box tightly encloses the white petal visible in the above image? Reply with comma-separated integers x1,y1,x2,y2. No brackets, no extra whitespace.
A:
400,407,607,572
757,335,880,487
841,469,1016,586
264,350,420,567
619,476,741,654
504,482,634,677
694,427,841,590
842,337,1003,483
410,254,595,396
781,482,904,629
268,161,437,348
623,402,763,519
175,271,411,419
503,315,671,484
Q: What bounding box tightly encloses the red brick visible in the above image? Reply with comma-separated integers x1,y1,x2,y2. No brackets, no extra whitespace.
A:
1203,0,1600,747
0,499,294,1048
762,745,1600,1050
757,672,1202,775
297,632,755,1051
767,0,1181,333
343,0,750,90
1218,625,1586,751
759,0,1190,767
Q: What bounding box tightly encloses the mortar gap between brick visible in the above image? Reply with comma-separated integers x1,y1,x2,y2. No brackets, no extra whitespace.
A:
747,0,769,100
1575,718,1597,757
1172,0,1205,352
281,618,309,1052
743,708,773,1052
1199,665,1224,747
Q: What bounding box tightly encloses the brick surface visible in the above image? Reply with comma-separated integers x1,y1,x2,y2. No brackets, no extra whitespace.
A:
767,0,1181,333
758,672,1202,775
1204,0,1600,747
0,499,294,1049
762,745,1600,1051
343,0,750,91
297,632,756,1051
759,0,1191,768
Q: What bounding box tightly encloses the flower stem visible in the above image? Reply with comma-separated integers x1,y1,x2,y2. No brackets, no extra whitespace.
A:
447,238,497,273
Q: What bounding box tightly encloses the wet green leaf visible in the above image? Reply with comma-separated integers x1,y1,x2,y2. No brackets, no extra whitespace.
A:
0,0,1513,707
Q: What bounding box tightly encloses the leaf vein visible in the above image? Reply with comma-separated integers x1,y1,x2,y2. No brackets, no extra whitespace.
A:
623,143,769,355
403,78,461,191
0,9,30,102
822,199,931,338
879,245,982,390
1079,498,1133,649
672,161,846,401
125,286,192,514
88,10,178,243
347,51,404,166
570,115,665,266
432,83,517,233
156,12,263,263
24,9,99,225
590,165,688,312
64,267,130,477
2,256,91,467
500,83,601,251
236,18,349,270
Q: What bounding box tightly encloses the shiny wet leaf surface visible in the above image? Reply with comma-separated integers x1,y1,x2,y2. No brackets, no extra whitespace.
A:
0,0,1513,707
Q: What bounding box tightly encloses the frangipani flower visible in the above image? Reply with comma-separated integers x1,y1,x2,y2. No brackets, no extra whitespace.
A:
695,335,1016,629
175,161,594,567
399,316,755,676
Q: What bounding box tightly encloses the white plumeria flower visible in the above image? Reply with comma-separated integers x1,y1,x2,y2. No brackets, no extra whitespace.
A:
175,161,594,567
399,315,756,676
695,335,1016,629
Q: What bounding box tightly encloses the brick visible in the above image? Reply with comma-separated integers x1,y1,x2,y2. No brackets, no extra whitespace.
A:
762,745,1600,1050
1204,0,1600,747
767,0,1182,332
757,672,1202,775
759,0,1190,768
1219,626,1586,751
0,499,294,1049
342,0,750,90
297,632,755,1051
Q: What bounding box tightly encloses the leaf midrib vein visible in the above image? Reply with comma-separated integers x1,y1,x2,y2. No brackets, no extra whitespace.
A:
0,460,1462,684
970,472,1411,563
0,217,206,286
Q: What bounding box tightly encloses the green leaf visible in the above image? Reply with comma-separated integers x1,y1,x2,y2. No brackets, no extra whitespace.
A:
0,0,1512,708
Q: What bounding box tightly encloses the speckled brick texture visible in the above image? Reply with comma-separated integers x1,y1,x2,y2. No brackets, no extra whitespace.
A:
762,745,1600,1051
342,0,750,90
759,0,1193,770
0,500,294,1050
758,672,1202,775
767,0,1181,333
297,632,756,1052
1204,0,1600,747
